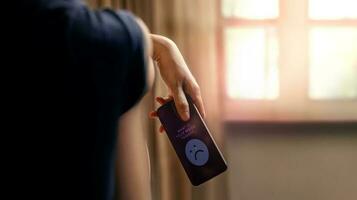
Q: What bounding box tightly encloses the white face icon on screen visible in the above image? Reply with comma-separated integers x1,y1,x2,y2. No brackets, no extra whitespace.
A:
185,139,209,166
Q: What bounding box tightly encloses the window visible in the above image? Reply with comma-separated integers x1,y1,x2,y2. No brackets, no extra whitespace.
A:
225,27,279,99
309,0,357,20
219,0,357,121
309,27,357,99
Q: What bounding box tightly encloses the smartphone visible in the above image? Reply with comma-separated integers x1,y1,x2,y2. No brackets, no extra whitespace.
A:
157,97,227,186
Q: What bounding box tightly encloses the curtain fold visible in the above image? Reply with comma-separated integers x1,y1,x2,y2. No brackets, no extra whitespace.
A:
86,0,228,199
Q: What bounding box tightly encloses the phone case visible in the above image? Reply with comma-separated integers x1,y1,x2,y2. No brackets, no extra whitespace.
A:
157,98,227,186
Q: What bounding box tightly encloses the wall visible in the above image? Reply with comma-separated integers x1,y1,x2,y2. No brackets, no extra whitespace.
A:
225,123,357,200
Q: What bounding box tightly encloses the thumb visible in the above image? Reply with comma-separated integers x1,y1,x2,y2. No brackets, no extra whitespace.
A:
172,86,190,121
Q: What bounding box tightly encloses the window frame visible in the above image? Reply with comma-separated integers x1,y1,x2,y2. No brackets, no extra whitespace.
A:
217,0,357,122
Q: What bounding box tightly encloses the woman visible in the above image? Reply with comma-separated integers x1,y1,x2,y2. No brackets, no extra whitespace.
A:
15,0,205,199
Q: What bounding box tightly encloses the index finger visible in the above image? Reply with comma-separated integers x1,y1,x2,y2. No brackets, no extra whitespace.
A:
185,82,206,118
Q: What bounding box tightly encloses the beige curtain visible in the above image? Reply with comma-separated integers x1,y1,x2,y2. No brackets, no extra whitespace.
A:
86,0,228,199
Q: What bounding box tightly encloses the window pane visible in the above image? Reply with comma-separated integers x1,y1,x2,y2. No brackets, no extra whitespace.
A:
309,27,357,99
224,27,279,99
309,0,357,19
222,0,279,19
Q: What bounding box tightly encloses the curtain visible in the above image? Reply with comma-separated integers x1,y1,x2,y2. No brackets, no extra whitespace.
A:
85,0,228,199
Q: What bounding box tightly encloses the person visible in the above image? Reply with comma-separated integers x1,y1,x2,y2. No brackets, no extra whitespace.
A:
14,0,205,199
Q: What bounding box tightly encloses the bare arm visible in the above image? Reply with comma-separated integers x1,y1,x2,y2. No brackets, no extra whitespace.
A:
117,102,151,200
151,34,205,121
133,22,206,122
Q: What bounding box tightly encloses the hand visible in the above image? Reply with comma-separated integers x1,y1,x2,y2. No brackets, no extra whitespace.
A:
149,96,173,132
149,34,206,132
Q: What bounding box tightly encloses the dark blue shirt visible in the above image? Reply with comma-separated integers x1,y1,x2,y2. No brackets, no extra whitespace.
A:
13,0,147,199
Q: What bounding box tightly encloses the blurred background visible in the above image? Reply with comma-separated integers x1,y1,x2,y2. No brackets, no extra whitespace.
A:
87,0,357,199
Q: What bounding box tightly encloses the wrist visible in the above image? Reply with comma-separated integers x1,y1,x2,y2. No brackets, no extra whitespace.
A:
151,34,176,60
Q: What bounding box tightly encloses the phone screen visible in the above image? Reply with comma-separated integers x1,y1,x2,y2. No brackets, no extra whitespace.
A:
157,98,227,186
